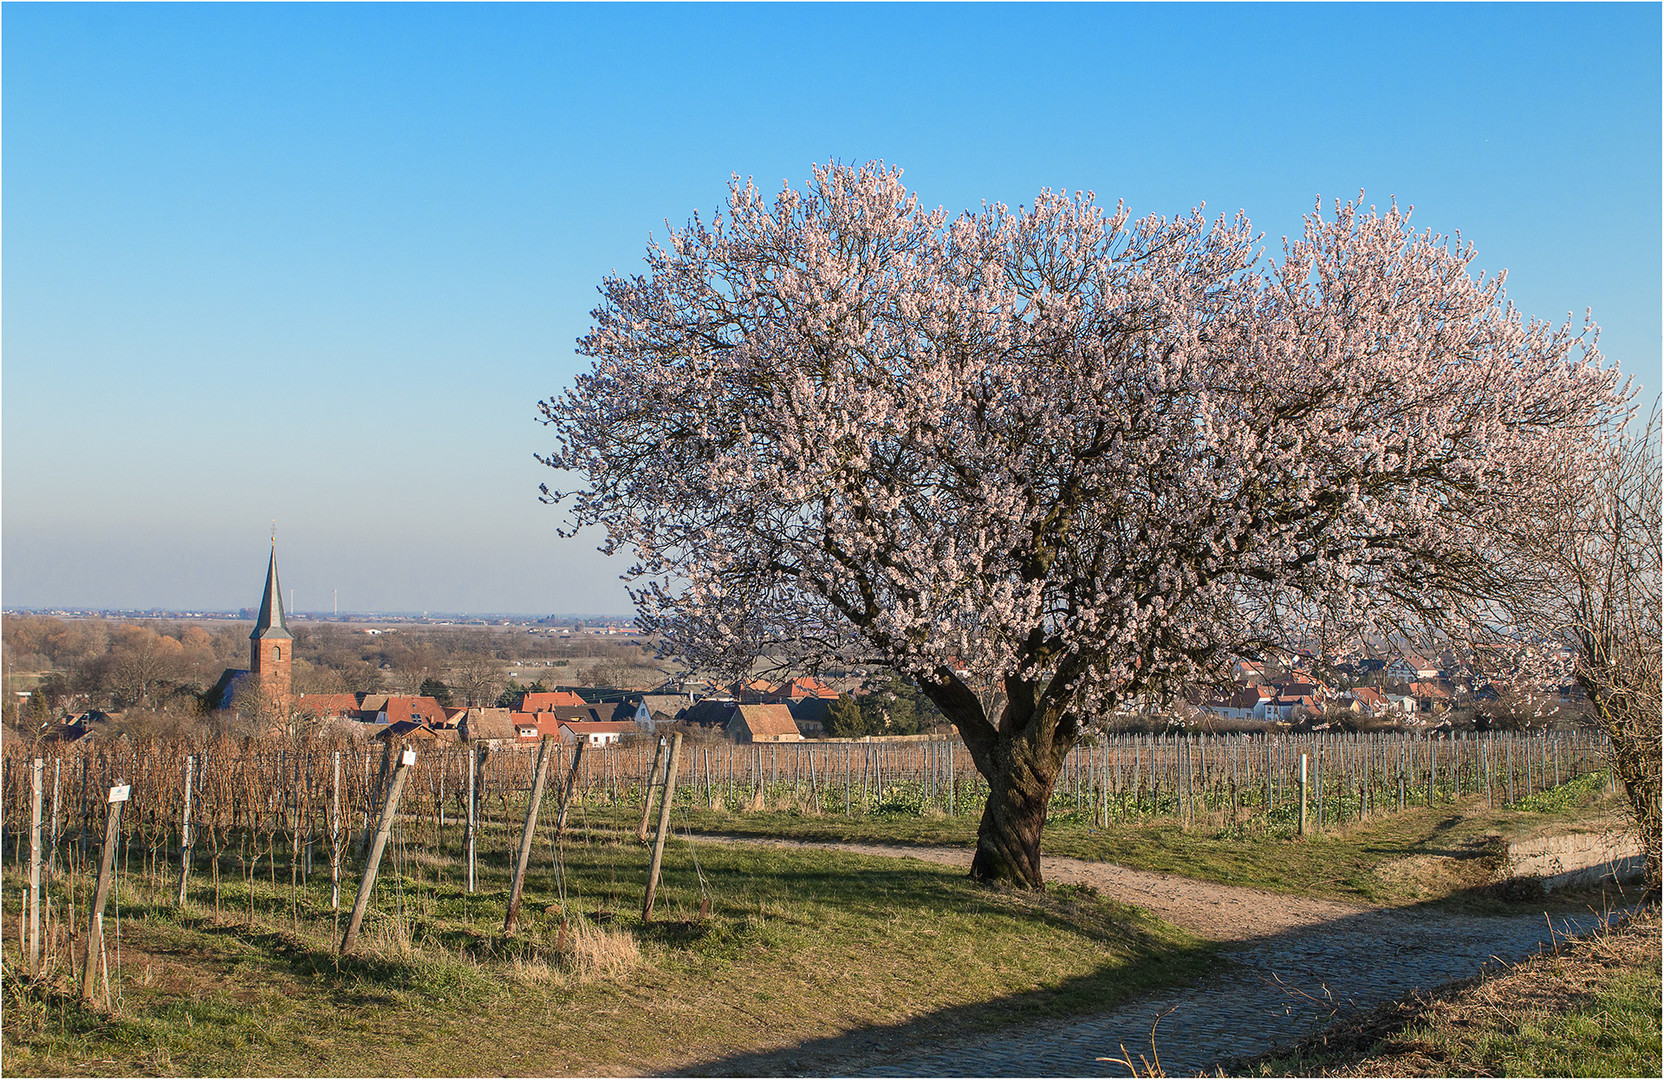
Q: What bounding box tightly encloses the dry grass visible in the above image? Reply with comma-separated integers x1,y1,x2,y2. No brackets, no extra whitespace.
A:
567,913,640,979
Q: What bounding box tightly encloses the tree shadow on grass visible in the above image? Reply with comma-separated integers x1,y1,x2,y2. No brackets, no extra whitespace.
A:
665,873,1645,1077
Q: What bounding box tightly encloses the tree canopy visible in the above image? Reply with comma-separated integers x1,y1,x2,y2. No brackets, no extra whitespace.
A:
540,162,1630,885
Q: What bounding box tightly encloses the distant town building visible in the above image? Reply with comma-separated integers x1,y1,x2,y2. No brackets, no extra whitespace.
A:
249,546,294,714
726,703,803,743
208,544,295,717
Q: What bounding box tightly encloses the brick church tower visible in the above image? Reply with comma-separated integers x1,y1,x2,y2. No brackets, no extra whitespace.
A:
250,545,293,714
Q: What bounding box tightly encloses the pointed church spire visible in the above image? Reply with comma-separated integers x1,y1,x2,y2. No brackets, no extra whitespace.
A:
251,544,293,641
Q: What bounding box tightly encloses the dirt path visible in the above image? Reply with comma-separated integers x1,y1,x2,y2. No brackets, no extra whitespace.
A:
709,835,1367,941
682,837,1624,1077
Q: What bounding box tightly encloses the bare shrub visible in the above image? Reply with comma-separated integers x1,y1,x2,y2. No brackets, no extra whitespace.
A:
1505,403,1662,889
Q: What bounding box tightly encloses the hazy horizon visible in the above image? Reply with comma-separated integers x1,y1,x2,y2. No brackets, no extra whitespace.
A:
1,601,637,621
5,4,1658,615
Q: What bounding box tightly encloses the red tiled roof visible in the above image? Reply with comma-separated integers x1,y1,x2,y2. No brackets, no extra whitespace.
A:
382,696,448,726
519,691,589,712
298,693,362,718
730,704,801,739
771,677,839,700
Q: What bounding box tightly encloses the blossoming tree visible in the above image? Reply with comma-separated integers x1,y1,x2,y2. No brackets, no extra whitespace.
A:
540,162,1629,887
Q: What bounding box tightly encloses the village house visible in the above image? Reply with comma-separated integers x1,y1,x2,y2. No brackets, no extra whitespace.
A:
633,694,686,730
1334,686,1391,717
374,718,459,745
1199,684,1274,721
516,690,589,712
1409,680,1453,715
369,695,451,727
765,677,839,703
510,712,543,741
726,703,803,743
297,693,363,721
732,678,779,704
1382,691,1418,717
296,690,450,728
1268,693,1322,724
1386,654,1440,682
459,708,516,747
558,720,637,746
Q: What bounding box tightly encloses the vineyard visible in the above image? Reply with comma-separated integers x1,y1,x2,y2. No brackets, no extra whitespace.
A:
0,727,1609,1006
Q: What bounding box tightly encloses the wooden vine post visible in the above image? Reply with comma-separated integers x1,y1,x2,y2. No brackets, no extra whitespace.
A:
1297,753,1309,837
642,733,684,923
177,755,195,906
503,735,556,935
465,743,477,893
330,750,342,909
81,779,129,1002
49,758,62,875
555,741,586,839
637,737,668,842
28,757,43,978
340,748,416,955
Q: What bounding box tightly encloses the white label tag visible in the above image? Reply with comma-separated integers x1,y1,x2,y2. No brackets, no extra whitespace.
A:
400,749,417,766
109,784,131,803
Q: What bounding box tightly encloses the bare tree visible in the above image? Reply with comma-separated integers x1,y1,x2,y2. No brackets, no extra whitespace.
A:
101,624,189,709
1507,403,1661,888
448,652,506,706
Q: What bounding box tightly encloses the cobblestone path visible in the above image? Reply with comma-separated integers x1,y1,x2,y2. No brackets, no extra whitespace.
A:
849,906,1612,1076
683,839,1621,1077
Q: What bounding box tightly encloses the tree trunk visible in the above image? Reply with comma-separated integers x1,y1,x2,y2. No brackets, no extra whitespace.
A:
968,739,1061,887
929,672,1075,890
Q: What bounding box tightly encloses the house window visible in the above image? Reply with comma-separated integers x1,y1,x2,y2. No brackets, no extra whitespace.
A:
273,646,282,661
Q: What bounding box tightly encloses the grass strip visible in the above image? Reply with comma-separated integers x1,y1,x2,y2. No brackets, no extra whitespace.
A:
1238,909,1662,1077
1,836,1214,1077
672,775,1632,910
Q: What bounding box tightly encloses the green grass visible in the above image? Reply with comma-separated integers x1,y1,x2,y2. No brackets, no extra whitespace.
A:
1,770,1632,1075
1245,911,1662,1077
1,827,1213,1076
1509,768,1610,814
671,769,1632,909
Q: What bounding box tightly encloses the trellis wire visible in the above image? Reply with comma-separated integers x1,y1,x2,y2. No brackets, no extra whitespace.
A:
0,728,1609,889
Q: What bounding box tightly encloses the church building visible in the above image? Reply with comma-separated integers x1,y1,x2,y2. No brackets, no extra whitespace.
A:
208,545,295,717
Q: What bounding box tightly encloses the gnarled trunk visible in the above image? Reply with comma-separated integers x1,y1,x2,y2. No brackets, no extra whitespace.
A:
932,673,1077,890
968,739,1062,887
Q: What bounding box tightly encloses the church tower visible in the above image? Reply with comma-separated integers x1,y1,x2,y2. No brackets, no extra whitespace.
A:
250,545,293,714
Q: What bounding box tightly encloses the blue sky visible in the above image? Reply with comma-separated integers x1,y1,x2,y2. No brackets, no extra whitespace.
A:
3,2,1658,615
